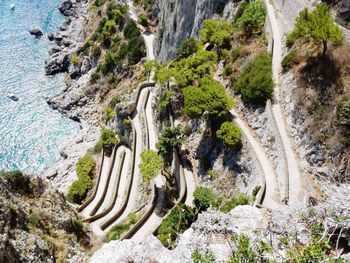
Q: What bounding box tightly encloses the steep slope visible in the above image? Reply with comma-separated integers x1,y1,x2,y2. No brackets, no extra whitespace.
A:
154,0,230,61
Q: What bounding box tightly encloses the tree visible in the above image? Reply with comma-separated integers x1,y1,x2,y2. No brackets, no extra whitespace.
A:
156,125,184,157
234,52,274,103
97,128,118,155
193,187,217,211
236,0,266,36
157,204,194,248
200,19,232,48
216,121,242,147
176,37,199,60
287,4,344,55
139,150,164,182
183,77,233,119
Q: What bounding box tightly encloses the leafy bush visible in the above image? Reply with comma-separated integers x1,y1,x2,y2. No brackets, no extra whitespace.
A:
27,212,41,228
234,52,274,103
123,119,131,126
236,0,266,35
216,121,242,147
76,155,96,178
66,176,93,204
123,19,140,39
105,106,115,122
138,14,148,27
67,155,96,204
176,37,199,60
156,204,194,248
155,50,218,87
105,212,139,242
224,65,233,76
0,170,25,189
183,77,233,119
193,187,217,211
200,19,232,48
192,249,216,263
231,47,241,62
127,35,146,65
97,128,117,152
337,99,350,127
156,125,184,158
139,150,164,182
281,49,297,71
71,56,80,64
220,194,250,213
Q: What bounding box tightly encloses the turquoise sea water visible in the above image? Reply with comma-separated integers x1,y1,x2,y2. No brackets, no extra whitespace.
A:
0,0,80,174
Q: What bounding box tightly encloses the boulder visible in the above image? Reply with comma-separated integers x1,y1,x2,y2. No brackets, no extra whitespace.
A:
29,28,43,38
47,34,54,41
59,0,73,15
45,53,70,75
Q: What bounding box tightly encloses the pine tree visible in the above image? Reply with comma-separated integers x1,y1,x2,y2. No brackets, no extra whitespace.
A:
287,4,344,55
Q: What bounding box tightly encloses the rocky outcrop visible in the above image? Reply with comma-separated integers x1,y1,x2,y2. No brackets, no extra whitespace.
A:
90,186,350,262
154,0,236,62
0,175,89,263
29,28,43,38
45,53,70,75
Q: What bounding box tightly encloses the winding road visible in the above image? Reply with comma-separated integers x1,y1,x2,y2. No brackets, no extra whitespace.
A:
265,0,304,205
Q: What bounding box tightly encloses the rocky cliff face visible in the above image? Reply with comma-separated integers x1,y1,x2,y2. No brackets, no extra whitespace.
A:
154,0,230,62
0,173,90,263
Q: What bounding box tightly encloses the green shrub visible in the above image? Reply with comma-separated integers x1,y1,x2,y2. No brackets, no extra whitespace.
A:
71,56,80,64
105,106,115,122
216,121,242,147
220,194,250,213
0,170,25,188
176,37,199,60
193,187,217,211
281,49,297,71
76,155,96,178
192,249,217,263
104,212,139,242
139,150,164,182
156,204,194,248
183,77,233,119
90,72,100,84
27,212,41,227
66,174,93,204
123,119,131,126
105,222,131,242
156,125,184,158
231,47,241,62
236,0,266,35
127,36,146,65
71,218,84,234
224,65,233,76
67,155,96,204
337,99,350,127
98,128,117,152
138,14,148,27
234,52,274,103
200,19,232,48
123,19,140,39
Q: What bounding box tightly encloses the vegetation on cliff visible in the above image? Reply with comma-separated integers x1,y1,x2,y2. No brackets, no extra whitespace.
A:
67,155,96,204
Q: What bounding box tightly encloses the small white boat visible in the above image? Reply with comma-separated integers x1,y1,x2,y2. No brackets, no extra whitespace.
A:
7,92,18,101
10,4,16,10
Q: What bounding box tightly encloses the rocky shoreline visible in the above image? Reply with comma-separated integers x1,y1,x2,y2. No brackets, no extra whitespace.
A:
43,0,101,193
